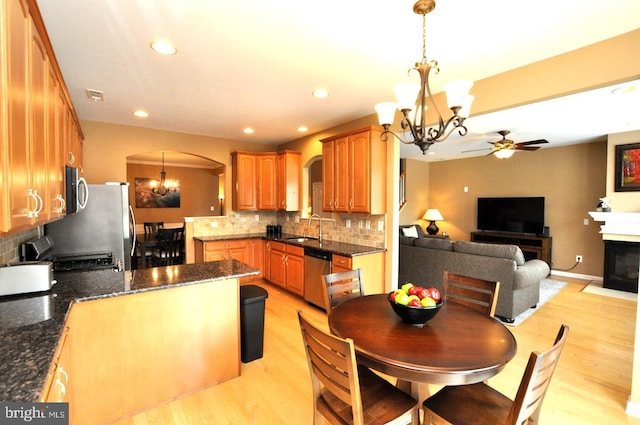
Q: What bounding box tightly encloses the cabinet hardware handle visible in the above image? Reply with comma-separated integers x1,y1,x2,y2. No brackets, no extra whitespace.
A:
69,151,75,165
54,379,66,398
59,366,69,384
55,194,66,213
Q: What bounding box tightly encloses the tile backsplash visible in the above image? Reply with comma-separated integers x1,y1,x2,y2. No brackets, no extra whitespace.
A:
0,227,42,265
189,211,386,248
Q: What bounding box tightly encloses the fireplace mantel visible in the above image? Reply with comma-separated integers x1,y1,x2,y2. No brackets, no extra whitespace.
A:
589,211,640,242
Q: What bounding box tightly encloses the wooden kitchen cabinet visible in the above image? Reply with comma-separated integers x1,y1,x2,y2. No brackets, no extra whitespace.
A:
257,153,277,210
277,150,301,211
321,126,387,214
1,0,82,234
231,152,258,211
245,238,264,282
268,241,304,296
232,150,301,212
195,239,249,264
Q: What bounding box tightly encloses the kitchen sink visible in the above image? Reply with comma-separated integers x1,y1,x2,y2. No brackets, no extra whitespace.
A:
285,236,318,242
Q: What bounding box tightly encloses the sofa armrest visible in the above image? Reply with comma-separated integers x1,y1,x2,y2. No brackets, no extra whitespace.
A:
514,260,550,289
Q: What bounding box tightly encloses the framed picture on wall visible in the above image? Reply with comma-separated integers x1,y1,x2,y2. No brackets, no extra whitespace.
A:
135,177,181,208
615,142,640,192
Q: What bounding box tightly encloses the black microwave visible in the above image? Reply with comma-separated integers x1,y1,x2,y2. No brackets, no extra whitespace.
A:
65,166,88,214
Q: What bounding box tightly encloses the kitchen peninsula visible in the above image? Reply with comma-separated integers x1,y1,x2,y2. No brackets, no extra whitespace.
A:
0,260,259,424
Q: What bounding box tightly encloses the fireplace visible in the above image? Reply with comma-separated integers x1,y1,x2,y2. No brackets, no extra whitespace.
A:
604,240,640,293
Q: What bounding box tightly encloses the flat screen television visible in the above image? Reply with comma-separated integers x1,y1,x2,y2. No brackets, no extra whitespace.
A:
477,197,545,235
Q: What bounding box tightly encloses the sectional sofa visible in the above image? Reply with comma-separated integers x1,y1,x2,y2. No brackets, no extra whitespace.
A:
398,225,550,322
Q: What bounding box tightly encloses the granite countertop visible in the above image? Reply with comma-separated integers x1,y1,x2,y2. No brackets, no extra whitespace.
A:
0,260,259,402
193,233,386,257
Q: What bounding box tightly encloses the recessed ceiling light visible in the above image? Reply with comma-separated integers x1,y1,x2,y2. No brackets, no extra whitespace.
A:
313,88,329,98
243,128,254,134
297,126,308,133
133,110,149,118
150,40,177,55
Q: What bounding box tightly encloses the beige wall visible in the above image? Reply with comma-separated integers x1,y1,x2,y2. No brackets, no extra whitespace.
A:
423,141,607,277
79,120,273,208
606,130,640,211
399,159,431,228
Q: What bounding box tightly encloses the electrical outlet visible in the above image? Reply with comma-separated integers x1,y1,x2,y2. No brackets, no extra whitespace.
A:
346,219,351,229
576,255,583,263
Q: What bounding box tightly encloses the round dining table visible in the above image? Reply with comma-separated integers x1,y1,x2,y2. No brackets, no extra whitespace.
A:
328,294,517,387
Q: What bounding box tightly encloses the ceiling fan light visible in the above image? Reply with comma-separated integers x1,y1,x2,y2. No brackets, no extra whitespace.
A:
444,80,473,110
393,82,421,111
494,149,515,159
375,102,397,126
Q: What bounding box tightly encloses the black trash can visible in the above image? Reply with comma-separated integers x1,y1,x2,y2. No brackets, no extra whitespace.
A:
240,285,269,363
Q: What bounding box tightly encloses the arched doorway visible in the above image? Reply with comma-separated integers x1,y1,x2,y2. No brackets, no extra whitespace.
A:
126,151,225,226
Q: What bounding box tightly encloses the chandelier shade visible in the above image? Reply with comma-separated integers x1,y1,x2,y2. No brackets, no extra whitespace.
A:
375,0,474,155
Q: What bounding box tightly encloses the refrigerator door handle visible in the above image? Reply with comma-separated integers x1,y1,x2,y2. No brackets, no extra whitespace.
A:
129,205,137,257
77,177,89,210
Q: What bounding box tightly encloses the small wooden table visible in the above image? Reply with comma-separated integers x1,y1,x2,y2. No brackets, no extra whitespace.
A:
136,233,159,269
328,294,517,387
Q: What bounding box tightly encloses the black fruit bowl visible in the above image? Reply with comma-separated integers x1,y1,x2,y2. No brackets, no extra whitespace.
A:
388,293,444,325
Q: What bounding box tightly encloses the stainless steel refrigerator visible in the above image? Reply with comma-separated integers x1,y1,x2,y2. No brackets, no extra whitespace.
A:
45,183,135,271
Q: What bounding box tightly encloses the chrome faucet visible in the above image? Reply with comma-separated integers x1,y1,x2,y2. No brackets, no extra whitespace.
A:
308,214,323,243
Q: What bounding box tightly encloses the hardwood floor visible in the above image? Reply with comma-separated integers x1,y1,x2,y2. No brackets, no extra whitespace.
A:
113,275,640,425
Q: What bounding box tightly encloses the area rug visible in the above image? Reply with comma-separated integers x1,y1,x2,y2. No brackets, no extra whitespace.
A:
501,279,567,327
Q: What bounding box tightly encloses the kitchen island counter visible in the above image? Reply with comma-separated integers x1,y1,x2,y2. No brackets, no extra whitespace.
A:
0,260,258,403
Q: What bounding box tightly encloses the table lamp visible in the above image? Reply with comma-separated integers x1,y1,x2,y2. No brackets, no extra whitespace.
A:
423,209,444,235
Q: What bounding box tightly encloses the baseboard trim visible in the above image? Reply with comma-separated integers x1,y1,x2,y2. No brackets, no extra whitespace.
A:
550,269,602,282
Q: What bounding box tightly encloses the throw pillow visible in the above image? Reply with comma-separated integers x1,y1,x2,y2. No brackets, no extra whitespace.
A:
401,226,420,238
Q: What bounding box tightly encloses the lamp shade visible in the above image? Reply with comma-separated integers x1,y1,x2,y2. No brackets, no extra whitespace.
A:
393,82,421,111
375,102,397,126
443,80,473,110
423,209,444,221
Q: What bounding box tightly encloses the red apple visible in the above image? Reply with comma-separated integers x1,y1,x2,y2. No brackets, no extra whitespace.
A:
418,288,430,300
428,287,441,302
408,286,422,296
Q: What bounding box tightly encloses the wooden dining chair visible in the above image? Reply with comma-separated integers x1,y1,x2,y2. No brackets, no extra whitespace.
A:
152,227,184,266
297,311,419,425
322,268,365,312
422,324,569,425
442,271,500,318
143,221,164,237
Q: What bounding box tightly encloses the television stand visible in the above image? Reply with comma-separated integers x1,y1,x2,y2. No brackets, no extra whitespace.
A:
470,231,552,266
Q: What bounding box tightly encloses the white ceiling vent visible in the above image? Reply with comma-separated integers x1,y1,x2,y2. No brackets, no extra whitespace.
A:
85,89,104,101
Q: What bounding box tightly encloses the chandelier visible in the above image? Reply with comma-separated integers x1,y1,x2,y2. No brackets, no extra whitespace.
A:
375,0,474,155
151,152,176,196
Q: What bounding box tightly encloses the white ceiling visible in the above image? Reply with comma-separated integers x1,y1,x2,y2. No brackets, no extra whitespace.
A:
36,0,640,163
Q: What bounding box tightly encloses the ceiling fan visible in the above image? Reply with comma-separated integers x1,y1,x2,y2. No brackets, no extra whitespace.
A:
463,130,549,158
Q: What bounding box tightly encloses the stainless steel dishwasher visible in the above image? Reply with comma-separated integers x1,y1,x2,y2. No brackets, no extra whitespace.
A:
303,247,332,310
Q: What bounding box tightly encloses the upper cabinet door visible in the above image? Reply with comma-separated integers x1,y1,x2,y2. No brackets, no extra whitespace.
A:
322,140,335,211
232,152,257,211
277,150,300,212
257,154,277,210
348,131,371,214
320,126,387,215
5,0,32,231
